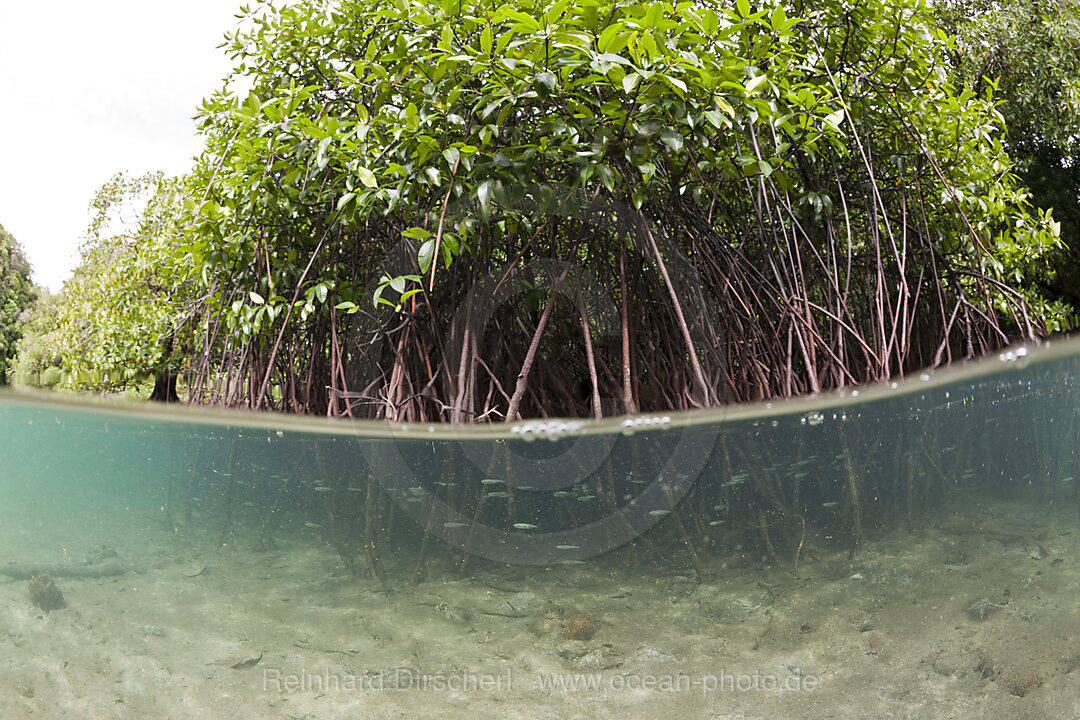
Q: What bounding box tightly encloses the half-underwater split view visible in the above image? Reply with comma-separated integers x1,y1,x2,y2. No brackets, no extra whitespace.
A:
1,340,1079,719
5,0,1080,718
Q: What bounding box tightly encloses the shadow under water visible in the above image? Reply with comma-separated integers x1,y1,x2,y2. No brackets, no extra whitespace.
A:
0,339,1078,719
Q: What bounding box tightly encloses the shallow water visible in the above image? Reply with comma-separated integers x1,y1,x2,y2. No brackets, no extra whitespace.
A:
1,339,1079,719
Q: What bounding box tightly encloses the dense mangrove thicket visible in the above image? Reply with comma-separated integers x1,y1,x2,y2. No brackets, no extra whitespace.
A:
175,0,1065,420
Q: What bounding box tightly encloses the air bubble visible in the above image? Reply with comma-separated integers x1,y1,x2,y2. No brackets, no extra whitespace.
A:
512,419,586,441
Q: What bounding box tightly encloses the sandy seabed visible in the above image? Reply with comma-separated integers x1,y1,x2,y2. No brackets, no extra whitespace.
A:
2,496,1079,720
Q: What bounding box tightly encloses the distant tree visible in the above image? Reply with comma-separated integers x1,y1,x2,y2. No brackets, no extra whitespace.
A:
0,223,34,384
9,289,63,387
55,172,198,400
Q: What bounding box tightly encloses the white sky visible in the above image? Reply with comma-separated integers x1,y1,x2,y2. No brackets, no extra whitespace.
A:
0,1,246,291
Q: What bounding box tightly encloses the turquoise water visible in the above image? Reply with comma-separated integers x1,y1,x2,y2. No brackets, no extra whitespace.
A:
1,339,1079,718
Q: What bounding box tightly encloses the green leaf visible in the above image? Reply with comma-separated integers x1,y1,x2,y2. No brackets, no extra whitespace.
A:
337,191,357,211
594,164,616,191
477,179,494,221
536,71,557,93
824,108,846,129
594,52,632,66
418,239,435,274
745,74,768,95
598,23,623,53
357,166,378,188
249,291,265,305
660,128,684,153
769,6,788,33
402,226,432,240
661,74,686,95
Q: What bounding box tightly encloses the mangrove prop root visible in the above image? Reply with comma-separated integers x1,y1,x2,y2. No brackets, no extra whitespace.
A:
840,428,863,557
758,511,778,562
218,439,240,548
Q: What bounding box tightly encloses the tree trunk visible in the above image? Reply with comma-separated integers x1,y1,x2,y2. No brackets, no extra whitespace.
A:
150,370,179,402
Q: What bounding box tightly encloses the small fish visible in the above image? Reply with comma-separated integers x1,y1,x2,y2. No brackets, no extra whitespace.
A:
228,652,264,670
553,491,574,498
556,545,580,550
304,522,323,528
822,502,839,508
481,478,502,485
347,487,363,492
561,559,587,565
577,495,596,502
443,522,468,528
709,520,726,526
724,473,748,487
513,523,538,530
1062,476,1074,483
487,491,511,498
649,509,671,516
313,486,333,492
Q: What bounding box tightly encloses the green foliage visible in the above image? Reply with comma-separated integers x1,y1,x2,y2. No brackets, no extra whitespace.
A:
56,172,197,393
0,223,34,384
941,0,1080,154
182,0,1066,415
940,0,1080,327
9,289,63,387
